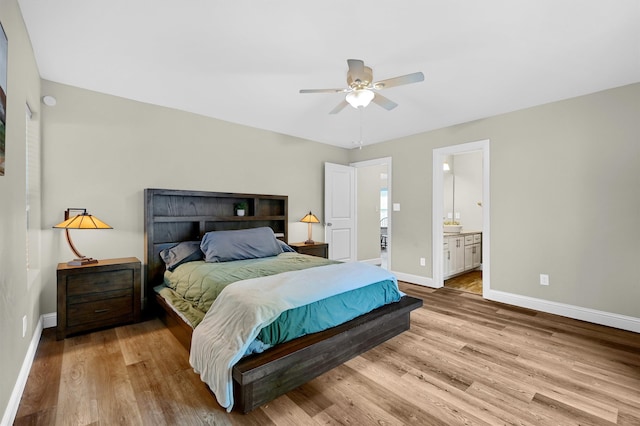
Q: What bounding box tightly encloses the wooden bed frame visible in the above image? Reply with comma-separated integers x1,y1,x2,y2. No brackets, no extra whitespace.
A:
144,188,423,413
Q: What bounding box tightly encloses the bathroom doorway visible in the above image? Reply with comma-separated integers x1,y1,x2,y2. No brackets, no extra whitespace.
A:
443,151,483,294
432,140,490,296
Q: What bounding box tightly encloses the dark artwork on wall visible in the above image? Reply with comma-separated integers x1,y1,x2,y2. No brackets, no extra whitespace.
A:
0,22,7,176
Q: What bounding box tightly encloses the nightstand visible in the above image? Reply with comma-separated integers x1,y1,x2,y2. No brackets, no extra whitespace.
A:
56,257,141,340
289,242,329,259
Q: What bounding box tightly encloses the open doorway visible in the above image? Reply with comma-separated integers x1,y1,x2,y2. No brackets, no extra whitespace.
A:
352,157,392,270
379,188,389,269
443,151,483,294
432,140,490,296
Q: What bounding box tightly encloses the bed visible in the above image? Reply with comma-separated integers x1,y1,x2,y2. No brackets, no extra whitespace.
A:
143,188,423,413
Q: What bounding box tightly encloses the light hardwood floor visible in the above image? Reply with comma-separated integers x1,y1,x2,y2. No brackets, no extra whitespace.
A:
445,270,483,294
14,283,640,425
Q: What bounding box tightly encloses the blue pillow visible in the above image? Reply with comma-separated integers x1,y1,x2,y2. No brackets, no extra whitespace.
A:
277,240,296,252
200,227,283,263
160,241,204,271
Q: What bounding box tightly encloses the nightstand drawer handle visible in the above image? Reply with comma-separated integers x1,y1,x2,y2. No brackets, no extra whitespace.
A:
94,309,110,313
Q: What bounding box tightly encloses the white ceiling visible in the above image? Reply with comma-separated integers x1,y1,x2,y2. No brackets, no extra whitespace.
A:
18,0,640,149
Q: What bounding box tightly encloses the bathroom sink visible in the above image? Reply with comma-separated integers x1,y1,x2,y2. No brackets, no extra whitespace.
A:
443,225,462,233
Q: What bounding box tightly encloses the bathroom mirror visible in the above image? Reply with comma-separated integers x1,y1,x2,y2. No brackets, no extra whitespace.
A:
443,155,455,225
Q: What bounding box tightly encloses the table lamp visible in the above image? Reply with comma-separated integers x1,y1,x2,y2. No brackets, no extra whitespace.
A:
53,208,112,266
300,211,320,244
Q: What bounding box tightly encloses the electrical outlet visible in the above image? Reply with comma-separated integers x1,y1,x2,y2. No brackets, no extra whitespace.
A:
22,315,27,337
420,257,426,266
540,274,549,286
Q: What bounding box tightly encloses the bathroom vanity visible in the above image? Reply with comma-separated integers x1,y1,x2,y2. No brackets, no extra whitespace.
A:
443,231,482,279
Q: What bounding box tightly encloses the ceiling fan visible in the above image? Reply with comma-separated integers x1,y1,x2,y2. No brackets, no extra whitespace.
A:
299,59,424,114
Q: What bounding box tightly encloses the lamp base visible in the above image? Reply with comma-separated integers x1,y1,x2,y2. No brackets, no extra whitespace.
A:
304,239,315,245
67,257,99,266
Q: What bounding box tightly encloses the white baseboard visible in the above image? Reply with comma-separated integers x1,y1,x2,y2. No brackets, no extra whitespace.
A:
42,312,57,329
393,271,434,287
484,289,640,333
396,272,639,333
1,315,45,426
360,262,434,287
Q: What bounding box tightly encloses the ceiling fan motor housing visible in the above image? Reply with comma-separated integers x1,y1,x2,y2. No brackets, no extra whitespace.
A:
348,66,373,89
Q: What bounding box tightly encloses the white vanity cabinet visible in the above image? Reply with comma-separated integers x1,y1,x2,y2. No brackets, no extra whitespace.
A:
443,239,450,278
464,233,482,270
464,243,474,270
471,233,482,268
444,235,465,277
444,232,481,279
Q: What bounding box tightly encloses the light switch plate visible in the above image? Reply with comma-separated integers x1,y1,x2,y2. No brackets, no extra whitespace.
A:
393,203,400,211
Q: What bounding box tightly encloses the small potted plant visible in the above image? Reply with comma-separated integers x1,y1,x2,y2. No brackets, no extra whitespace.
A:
235,202,248,217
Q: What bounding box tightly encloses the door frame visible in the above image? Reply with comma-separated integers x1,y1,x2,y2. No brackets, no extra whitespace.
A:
351,157,392,270
432,140,490,295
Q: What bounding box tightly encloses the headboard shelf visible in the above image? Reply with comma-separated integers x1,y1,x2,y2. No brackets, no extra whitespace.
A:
144,188,288,310
152,215,287,223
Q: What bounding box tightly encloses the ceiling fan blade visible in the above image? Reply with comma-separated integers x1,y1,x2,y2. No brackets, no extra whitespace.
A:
371,93,398,111
373,71,424,90
347,59,365,76
300,88,347,94
329,100,350,114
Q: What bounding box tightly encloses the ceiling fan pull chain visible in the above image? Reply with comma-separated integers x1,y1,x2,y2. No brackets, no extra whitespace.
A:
358,107,364,149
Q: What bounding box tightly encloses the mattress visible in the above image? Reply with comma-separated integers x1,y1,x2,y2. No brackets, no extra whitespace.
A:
156,252,402,348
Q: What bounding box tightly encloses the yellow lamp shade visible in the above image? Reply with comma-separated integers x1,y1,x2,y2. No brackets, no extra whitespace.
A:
300,211,320,244
53,213,112,229
53,208,112,265
300,212,320,224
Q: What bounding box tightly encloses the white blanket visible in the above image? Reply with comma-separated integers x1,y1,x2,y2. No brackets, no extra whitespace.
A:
189,261,397,411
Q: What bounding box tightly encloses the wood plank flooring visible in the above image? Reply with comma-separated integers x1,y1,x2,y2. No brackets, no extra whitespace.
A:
14,283,640,425
445,270,483,294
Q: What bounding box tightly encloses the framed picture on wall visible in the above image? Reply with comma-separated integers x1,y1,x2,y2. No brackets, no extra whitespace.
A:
0,22,7,176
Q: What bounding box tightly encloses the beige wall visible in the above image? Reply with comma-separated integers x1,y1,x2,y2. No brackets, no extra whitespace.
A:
350,83,640,318
39,80,349,314
0,0,42,419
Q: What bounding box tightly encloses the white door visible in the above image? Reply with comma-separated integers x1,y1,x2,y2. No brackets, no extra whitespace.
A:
324,162,356,262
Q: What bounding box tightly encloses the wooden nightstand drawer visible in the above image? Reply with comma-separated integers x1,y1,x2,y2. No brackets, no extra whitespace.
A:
68,287,132,306
57,257,141,340
67,294,134,327
67,269,134,296
289,242,329,259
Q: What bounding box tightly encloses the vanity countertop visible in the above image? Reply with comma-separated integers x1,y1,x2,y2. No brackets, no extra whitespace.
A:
444,230,482,236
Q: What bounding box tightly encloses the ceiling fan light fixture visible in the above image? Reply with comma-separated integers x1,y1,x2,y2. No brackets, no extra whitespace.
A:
346,89,375,109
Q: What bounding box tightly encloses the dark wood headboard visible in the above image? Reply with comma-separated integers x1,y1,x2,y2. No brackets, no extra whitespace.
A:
143,188,288,308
